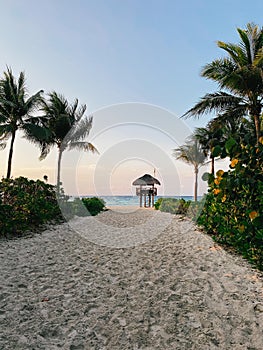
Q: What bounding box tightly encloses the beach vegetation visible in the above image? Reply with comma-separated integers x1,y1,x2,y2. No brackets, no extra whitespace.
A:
0,68,43,178
36,92,98,194
0,68,101,235
81,197,106,216
194,126,218,175
173,136,207,201
154,197,191,215
56,194,106,219
153,197,163,210
69,198,89,217
0,177,62,237
66,197,105,217
183,22,263,145
197,130,263,269
184,23,263,270
154,197,203,220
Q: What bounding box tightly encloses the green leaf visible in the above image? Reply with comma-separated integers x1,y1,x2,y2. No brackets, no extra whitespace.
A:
220,148,228,159
211,145,222,157
253,216,263,229
225,137,237,154
202,172,210,181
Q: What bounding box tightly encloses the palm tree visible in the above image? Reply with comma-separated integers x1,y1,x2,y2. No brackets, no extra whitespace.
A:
194,127,217,175
173,137,207,201
194,110,242,175
39,92,98,194
0,133,7,151
0,67,43,178
183,23,263,145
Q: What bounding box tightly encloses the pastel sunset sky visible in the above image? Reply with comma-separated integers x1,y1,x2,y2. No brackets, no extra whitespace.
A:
1,0,262,196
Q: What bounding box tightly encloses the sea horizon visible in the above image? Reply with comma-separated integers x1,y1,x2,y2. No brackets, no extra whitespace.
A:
69,195,205,207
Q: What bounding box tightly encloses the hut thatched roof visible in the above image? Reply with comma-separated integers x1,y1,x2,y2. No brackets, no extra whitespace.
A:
132,174,161,186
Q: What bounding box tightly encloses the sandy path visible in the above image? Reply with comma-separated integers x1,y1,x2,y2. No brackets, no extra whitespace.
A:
0,209,263,349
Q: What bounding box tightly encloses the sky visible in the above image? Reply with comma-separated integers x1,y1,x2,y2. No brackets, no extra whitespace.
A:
0,0,263,196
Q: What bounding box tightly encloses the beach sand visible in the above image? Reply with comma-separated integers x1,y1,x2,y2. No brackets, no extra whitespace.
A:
1,208,263,349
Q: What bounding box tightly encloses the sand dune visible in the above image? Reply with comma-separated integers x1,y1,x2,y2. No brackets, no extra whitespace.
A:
1,208,263,349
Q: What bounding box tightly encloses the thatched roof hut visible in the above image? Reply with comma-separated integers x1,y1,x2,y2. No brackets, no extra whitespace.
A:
132,174,160,207
132,173,161,186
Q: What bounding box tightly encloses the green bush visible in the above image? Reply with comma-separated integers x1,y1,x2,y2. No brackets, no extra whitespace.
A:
81,197,105,216
155,197,191,215
186,199,205,221
0,177,62,236
198,134,263,270
154,198,163,210
69,198,88,217
57,196,106,218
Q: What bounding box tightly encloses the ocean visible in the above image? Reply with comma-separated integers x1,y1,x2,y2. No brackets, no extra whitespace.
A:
77,195,199,207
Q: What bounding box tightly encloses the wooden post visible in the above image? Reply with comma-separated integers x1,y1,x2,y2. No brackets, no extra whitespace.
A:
144,192,146,207
139,185,142,207
148,191,151,207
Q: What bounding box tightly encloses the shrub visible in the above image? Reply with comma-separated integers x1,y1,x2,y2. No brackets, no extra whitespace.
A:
55,196,106,218
70,198,88,217
81,197,105,216
0,177,62,236
155,197,191,215
186,199,205,221
198,134,263,270
154,198,163,210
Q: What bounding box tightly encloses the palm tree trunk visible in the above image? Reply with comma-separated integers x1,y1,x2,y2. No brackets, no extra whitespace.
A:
211,156,215,176
6,129,16,179
254,115,261,145
194,166,198,202
57,147,63,195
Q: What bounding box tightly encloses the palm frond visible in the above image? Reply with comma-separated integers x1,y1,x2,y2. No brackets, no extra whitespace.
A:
65,116,93,144
237,27,252,64
182,92,243,119
24,89,43,112
0,124,13,136
2,67,19,106
17,71,27,102
68,141,99,154
42,91,68,116
255,25,263,53
0,142,6,150
75,104,87,122
201,58,236,84
22,123,53,144
253,47,263,67
39,143,52,161
173,137,206,168
217,41,246,66
68,98,79,120
0,131,9,150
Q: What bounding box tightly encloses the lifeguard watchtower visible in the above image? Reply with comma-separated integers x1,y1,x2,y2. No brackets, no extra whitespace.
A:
132,173,160,207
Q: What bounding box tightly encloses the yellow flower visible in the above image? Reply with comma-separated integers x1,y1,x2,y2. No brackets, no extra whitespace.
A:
222,195,227,202
213,188,221,195
230,159,239,168
216,169,224,177
249,211,258,221
239,225,245,232
259,136,263,145
214,177,222,185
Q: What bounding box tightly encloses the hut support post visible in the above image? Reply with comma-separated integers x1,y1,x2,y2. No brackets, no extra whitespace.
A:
139,185,142,207
148,193,151,207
